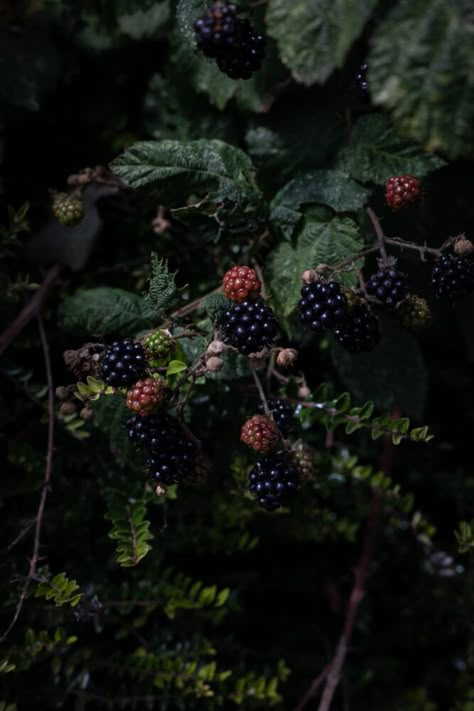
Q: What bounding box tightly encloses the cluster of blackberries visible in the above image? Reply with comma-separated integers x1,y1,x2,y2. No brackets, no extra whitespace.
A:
297,279,380,354
248,456,300,511
100,338,146,387
220,298,280,355
366,265,408,308
126,413,197,486
432,253,474,301
194,2,266,80
256,398,295,436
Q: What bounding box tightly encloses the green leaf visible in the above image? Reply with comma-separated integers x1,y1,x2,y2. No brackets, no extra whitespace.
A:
166,360,188,376
266,0,377,85
59,287,156,337
369,0,474,158
267,207,363,318
111,139,267,236
335,115,446,185
330,319,428,420
104,489,153,567
270,170,370,239
118,2,170,40
146,254,179,316
203,293,231,325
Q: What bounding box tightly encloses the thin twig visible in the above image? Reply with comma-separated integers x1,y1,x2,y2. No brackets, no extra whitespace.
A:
1,519,36,556
0,315,55,642
251,259,267,299
384,236,441,260
249,360,270,416
366,207,388,263
0,264,62,356
293,666,330,711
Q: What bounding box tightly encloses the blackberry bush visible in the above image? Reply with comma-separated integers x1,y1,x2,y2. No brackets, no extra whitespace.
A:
248,456,300,511
221,298,280,355
100,339,147,387
298,281,348,333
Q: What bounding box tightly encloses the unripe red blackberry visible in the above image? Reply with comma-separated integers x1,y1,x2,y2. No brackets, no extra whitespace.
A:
397,295,431,330
385,175,420,210
194,2,239,59
100,339,146,387
142,330,173,360
334,304,380,353
248,456,300,511
240,415,280,453
126,378,167,417
222,265,261,303
432,253,474,301
52,192,84,226
298,280,348,333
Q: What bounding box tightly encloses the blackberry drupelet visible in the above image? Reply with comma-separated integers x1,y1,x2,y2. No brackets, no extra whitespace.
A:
366,266,408,308
298,281,348,333
221,297,279,355
257,398,294,436
432,254,474,301
100,339,146,387
215,18,266,80
248,456,300,511
194,2,239,59
334,305,380,353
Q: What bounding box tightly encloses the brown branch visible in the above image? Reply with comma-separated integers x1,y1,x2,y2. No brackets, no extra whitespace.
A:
0,264,62,356
384,236,441,260
249,360,270,416
366,207,388,263
293,666,330,711
1,519,36,556
0,315,55,642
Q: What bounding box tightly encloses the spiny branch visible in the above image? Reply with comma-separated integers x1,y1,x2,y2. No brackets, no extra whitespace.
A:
0,315,55,642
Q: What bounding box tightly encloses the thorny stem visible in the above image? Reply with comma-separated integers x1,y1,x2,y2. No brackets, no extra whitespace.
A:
367,207,442,263
249,360,270,416
366,207,389,264
0,315,55,643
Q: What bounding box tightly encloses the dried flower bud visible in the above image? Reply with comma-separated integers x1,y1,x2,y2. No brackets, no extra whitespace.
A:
301,269,318,283
55,386,70,401
80,407,94,421
156,484,167,497
206,340,226,356
298,385,311,399
60,401,77,416
454,238,474,257
276,348,298,368
206,356,224,372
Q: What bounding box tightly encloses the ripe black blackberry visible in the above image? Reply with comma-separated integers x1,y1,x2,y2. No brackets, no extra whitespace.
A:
334,305,380,353
366,265,408,308
257,398,295,436
126,412,181,450
221,297,279,355
194,2,239,59
215,18,266,80
248,456,300,511
432,253,474,301
100,339,146,387
298,281,348,333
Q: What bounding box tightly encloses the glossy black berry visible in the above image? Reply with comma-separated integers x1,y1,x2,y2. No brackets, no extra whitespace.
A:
257,398,295,436
298,281,348,334
248,456,300,511
334,305,380,354
432,254,474,301
100,339,146,387
366,267,408,308
194,2,239,59
215,19,266,80
221,298,279,355
126,412,181,451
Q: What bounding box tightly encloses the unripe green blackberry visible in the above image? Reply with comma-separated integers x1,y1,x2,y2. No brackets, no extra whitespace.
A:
397,295,431,330
52,193,84,226
142,330,174,361
291,441,317,481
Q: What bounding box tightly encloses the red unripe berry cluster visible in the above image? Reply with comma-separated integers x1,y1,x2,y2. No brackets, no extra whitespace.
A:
126,378,167,417
385,175,420,210
240,415,280,452
223,265,261,303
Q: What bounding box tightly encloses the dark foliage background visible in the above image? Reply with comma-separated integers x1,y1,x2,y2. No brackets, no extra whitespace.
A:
1,1,474,709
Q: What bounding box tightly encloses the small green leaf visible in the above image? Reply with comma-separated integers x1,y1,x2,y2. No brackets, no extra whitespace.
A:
166,360,188,376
